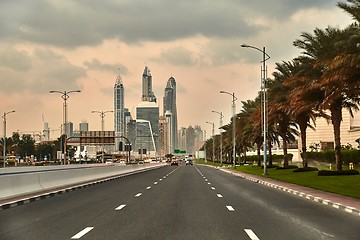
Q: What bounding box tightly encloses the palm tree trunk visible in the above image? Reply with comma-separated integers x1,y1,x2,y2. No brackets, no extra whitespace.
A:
283,137,289,167
299,122,308,168
268,138,273,167
243,147,247,164
257,143,261,166
331,104,343,171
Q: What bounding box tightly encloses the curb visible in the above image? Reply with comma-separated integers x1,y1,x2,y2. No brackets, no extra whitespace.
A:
218,167,360,217
0,165,164,211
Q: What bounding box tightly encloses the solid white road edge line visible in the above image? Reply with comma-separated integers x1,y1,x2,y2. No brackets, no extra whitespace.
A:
71,227,94,239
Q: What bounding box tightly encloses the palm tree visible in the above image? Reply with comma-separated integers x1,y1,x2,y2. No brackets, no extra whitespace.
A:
338,0,360,22
220,123,233,164
241,99,263,166
279,59,324,168
267,73,298,168
294,26,360,171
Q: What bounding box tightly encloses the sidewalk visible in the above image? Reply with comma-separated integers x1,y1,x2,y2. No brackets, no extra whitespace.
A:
219,167,360,217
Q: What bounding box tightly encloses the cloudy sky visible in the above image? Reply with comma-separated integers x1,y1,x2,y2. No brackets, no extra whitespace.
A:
0,0,353,138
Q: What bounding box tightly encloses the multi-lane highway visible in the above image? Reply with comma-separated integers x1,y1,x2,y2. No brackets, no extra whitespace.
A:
0,164,359,240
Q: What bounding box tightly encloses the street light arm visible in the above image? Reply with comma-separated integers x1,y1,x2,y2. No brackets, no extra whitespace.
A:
220,90,237,103
4,110,15,116
211,110,223,117
67,90,81,94
50,90,81,94
220,90,230,95
206,121,214,126
49,90,64,94
241,44,270,62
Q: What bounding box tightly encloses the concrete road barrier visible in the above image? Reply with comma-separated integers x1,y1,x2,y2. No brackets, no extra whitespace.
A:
0,163,165,201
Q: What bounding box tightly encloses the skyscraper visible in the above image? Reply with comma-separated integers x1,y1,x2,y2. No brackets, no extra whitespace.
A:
136,101,159,155
79,121,89,132
142,66,157,102
114,72,125,151
163,76,178,151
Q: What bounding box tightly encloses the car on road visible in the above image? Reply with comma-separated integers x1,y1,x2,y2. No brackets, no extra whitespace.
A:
105,159,113,164
185,159,193,165
171,160,178,166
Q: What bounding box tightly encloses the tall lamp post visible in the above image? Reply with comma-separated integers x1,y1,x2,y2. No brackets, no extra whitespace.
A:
91,110,113,132
206,121,215,164
92,110,113,163
212,110,223,166
50,90,81,165
3,110,15,168
203,130,207,163
220,91,237,168
241,44,270,175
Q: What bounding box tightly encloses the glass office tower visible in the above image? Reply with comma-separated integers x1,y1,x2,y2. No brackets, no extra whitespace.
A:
163,76,178,151
114,73,125,151
136,101,159,154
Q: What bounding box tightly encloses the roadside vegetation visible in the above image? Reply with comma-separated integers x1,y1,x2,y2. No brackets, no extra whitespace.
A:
201,0,360,175
196,159,360,199
0,132,76,165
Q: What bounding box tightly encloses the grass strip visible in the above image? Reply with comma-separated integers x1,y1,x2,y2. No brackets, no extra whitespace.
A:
196,159,360,199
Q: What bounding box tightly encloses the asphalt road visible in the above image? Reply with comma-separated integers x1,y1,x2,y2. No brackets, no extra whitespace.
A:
0,164,359,240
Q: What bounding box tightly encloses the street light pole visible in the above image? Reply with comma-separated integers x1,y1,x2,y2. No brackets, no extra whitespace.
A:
220,91,237,168
3,111,15,168
206,121,215,164
212,110,223,166
50,90,81,165
91,110,113,132
203,130,207,163
241,44,270,175
92,110,113,163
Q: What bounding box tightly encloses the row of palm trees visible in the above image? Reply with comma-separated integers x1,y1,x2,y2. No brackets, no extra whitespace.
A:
203,0,360,171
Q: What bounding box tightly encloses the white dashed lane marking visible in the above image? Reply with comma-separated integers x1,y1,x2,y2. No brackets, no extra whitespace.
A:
115,204,126,211
226,205,235,211
244,229,260,240
135,193,142,197
154,182,158,185
211,187,216,190
217,194,223,198
146,186,151,190
71,227,94,239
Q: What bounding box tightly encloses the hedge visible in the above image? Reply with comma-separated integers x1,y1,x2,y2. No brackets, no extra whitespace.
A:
318,170,359,176
293,167,318,173
276,165,298,170
244,154,293,163
307,150,360,164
